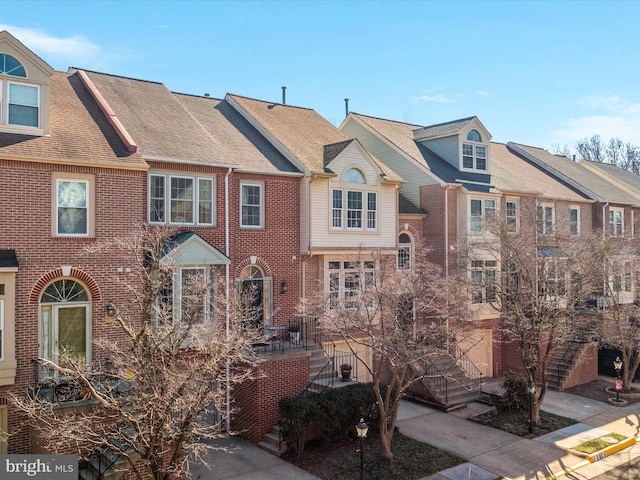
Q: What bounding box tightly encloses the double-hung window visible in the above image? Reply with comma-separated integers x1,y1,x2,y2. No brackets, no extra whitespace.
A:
462,130,487,172
241,182,264,228
0,54,44,132
398,233,412,270
537,204,554,236
570,206,580,236
609,208,623,237
331,188,378,231
55,176,92,237
332,168,378,232
332,190,343,228
471,260,497,304
347,191,363,229
149,173,215,226
470,198,496,234
506,201,518,232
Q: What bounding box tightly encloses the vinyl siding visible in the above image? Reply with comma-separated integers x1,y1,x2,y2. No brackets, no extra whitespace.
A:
422,137,459,169
342,119,437,208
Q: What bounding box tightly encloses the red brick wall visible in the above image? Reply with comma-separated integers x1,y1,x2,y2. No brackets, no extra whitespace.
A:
231,352,309,442
563,343,598,390
0,160,145,453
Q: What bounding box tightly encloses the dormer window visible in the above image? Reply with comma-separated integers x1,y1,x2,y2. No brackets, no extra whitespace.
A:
0,54,40,129
467,129,481,142
462,129,487,172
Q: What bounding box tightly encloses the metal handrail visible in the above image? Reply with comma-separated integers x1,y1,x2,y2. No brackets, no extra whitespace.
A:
452,344,484,389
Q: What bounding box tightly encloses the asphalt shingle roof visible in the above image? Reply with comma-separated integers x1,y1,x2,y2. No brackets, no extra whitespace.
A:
0,70,146,169
510,143,640,206
227,95,402,181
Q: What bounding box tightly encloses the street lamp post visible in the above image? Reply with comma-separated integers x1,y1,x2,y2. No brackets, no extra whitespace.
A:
527,379,536,434
356,418,368,480
614,356,623,402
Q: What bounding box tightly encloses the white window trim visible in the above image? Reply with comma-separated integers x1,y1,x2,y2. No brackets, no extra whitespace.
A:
332,189,343,230
461,140,489,173
240,181,264,229
148,173,216,226
538,203,555,236
327,259,375,310
570,205,581,236
505,200,518,233
0,299,3,361
331,187,378,232
7,80,40,128
398,232,413,270
55,177,91,238
609,207,624,237
469,197,497,234
470,260,498,305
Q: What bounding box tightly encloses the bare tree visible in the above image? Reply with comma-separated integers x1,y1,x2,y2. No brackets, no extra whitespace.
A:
469,202,606,423
576,134,606,162
306,245,468,461
594,240,640,391
14,226,261,480
550,143,573,159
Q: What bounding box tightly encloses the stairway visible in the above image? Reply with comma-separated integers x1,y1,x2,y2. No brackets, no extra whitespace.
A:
78,444,138,480
547,340,590,391
412,353,482,410
258,343,338,456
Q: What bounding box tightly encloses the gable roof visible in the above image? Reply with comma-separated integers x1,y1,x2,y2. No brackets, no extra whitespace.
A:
412,116,491,142
79,71,296,174
491,142,589,201
0,70,146,169
226,94,350,173
508,143,640,206
161,231,230,266
346,113,498,192
580,160,640,198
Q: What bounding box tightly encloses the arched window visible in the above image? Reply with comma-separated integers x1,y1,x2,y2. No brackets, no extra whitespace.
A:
343,168,365,184
398,233,412,270
467,129,481,142
0,54,26,77
39,279,91,379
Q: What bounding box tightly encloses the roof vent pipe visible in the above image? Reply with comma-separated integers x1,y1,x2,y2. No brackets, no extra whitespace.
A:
282,86,286,105
344,98,349,117
204,93,210,97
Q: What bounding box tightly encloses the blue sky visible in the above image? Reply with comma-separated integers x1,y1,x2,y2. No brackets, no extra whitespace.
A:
2,1,640,152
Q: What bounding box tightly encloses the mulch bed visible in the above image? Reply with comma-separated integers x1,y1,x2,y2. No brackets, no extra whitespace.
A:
565,379,640,405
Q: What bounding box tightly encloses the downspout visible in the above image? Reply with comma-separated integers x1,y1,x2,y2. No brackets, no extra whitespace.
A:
225,167,232,432
602,202,609,300
444,186,450,276
602,202,609,240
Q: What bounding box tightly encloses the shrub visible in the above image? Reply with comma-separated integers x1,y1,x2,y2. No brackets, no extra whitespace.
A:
501,373,530,411
279,382,382,454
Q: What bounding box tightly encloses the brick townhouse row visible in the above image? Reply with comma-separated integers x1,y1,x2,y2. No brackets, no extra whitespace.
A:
2,29,640,455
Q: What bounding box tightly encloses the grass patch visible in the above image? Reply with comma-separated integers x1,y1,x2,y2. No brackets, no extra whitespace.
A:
573,433,627,454
482,409,576,438
285,431,464,480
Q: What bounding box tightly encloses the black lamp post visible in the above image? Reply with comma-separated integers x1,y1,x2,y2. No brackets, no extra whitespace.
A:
355,418,368,480
527,379,536,434
614,356,623,402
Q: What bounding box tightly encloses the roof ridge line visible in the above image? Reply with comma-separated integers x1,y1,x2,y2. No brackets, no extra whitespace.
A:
76,69,138,154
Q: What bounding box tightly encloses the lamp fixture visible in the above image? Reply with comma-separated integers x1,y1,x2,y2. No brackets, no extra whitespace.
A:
106,302,117,319
280,281,288,294
356,418,368,438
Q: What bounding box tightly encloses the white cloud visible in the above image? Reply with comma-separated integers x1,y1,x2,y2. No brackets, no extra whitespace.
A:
412,88,455,104
0,24,102,69
476,90,492,97
551,94,640,147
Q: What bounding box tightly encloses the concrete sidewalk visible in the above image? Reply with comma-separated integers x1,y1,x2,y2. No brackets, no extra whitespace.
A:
407,378,640,480
188,379,640,479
